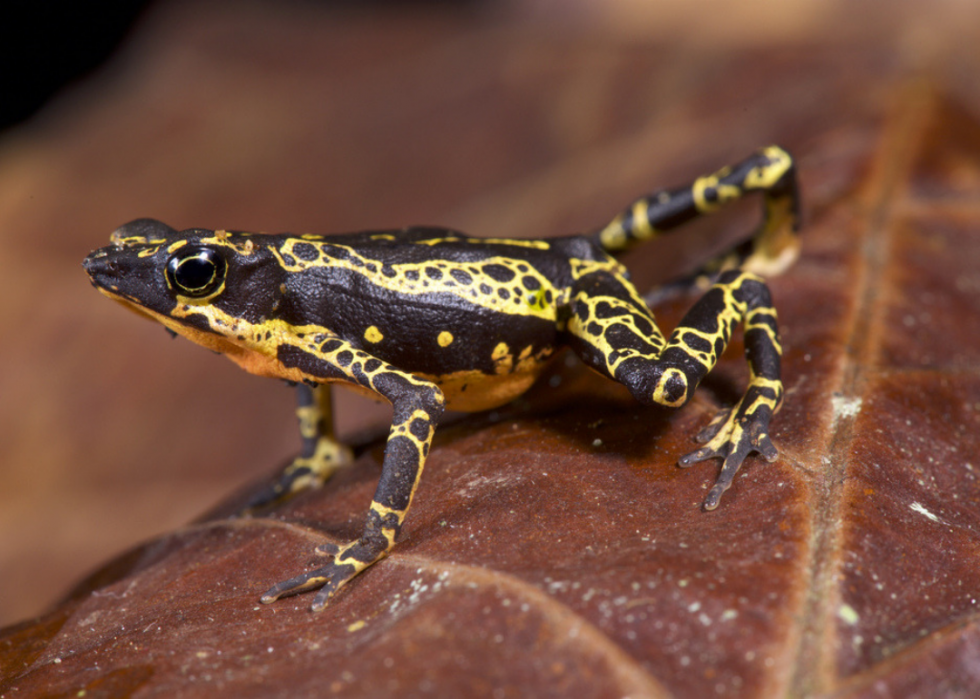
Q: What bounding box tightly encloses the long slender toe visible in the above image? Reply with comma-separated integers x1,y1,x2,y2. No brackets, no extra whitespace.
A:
260,569,328,604
678,446,715,468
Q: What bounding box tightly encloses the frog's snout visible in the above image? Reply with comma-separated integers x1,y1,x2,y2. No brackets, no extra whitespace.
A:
82,248,122,291
83,248,108,266
83,248,108,274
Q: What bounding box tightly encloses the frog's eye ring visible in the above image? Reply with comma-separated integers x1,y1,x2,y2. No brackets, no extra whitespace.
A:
166,246,226,297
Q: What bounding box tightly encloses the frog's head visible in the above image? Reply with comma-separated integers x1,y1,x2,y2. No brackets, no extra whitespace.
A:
84,218,296,378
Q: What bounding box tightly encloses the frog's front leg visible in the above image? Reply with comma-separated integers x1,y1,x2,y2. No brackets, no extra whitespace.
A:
244,384,353,511
260,340,444,611
567,269,782,510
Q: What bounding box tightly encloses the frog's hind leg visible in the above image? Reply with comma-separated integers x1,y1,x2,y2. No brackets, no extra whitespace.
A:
595,145,800,304
244,383,353,511
666,271,783,509
566,269,782,510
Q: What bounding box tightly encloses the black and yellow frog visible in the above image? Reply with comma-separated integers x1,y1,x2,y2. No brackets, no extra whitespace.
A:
84,146,799,611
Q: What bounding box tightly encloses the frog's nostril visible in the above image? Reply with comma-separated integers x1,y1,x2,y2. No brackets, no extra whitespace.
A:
82,250,119,282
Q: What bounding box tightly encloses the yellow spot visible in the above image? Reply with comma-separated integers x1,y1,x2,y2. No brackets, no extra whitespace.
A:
437,331,454,347
491,341,513,374
167,240,188,253
347,620,366,632
364,326,383,343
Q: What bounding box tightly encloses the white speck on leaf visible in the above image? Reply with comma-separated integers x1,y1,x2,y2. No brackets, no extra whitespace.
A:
910,501,940,522
838,604,859,625
831,395,862,428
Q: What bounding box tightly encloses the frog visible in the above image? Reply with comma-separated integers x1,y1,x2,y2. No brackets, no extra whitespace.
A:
83,145,799,612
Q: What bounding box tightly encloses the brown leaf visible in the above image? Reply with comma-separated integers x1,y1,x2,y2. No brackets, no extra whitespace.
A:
2,2,980,697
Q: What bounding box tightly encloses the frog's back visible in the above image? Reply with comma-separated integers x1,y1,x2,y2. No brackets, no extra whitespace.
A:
266,228,600,401
298,226,605,280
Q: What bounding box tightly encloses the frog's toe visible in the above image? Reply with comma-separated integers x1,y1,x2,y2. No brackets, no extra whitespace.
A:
699,427,776,510
315,541,340,556
260,558,357,610
677,444,718,468
261,536,389,611
692,407,733,444
678,403,778,510
702,464,738,510
243,445,354,513
241,462,319,513
753,430,779,462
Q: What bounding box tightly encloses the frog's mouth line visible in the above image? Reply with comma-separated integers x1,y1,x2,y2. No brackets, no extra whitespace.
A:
82,279,167,326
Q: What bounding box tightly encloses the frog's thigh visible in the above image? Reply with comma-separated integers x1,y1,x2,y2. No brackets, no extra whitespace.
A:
565,272,666,385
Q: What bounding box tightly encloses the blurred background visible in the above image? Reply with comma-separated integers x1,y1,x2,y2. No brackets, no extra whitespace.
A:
1,0,977,628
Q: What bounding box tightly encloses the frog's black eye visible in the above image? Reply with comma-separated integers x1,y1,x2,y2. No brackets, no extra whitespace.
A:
166,246,226,297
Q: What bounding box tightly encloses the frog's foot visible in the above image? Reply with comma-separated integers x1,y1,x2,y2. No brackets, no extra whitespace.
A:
677,388,778,511
243,438,354,512
260,537,386,612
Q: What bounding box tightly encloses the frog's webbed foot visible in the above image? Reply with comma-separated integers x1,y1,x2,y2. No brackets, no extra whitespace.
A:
260,536,386,612
678,385,779,511
242,438,354,513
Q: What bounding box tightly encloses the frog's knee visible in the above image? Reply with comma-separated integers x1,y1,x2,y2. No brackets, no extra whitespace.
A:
652,367,688,407
619,362,690,408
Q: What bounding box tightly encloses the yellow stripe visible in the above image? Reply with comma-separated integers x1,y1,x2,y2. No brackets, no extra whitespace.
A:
630,200,655,240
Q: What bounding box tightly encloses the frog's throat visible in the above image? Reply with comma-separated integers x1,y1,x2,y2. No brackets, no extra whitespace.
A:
98,288,308,383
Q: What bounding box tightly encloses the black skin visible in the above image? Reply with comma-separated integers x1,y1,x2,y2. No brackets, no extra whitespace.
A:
84,145,800,611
